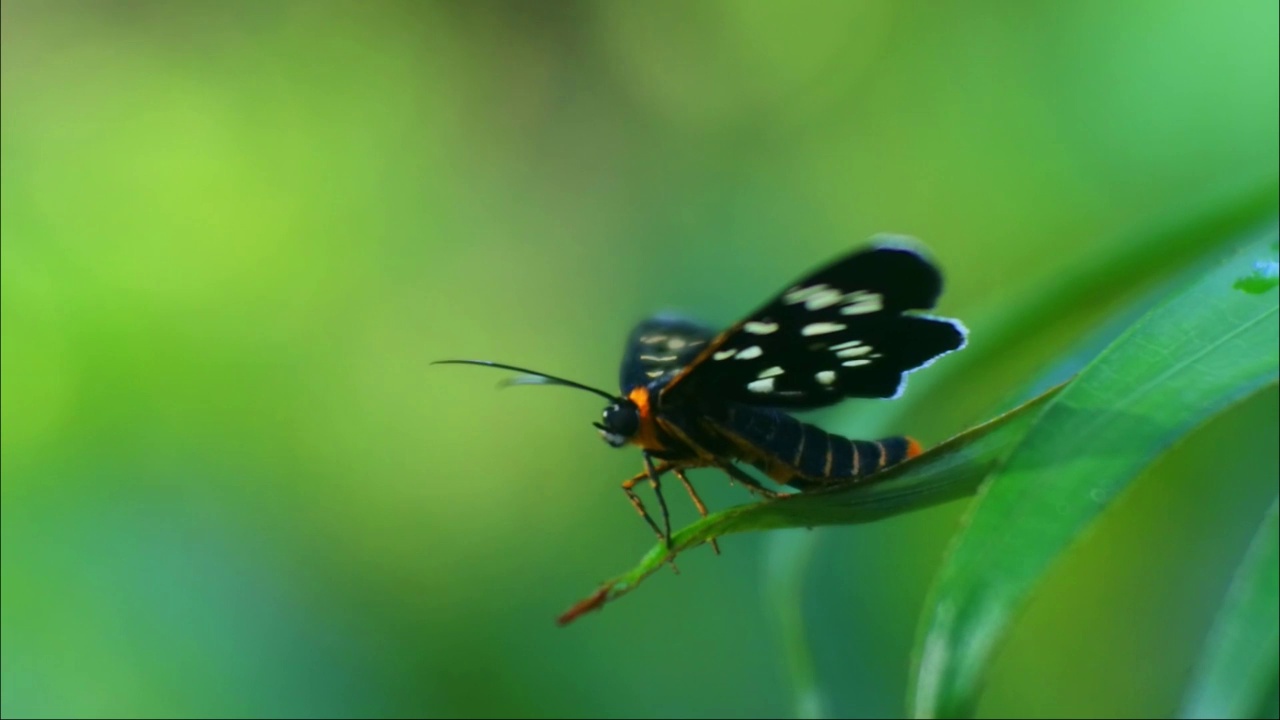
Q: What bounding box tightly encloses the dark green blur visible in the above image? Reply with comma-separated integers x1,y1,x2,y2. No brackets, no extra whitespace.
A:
2,2,1277,717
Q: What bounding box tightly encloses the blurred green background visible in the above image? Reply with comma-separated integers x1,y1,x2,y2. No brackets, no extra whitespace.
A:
2,1,1277,717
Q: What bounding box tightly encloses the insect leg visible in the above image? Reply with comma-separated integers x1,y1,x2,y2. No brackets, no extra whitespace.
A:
672,468,720,555
716,462,785,500
620,461,672,545
643,452,675,552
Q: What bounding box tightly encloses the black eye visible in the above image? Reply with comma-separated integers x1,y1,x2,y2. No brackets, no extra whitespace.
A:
603,403,639,437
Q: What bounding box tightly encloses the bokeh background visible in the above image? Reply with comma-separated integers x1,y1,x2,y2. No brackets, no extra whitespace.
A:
3,1,1277,718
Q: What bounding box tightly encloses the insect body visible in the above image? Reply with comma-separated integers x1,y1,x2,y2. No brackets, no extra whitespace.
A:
436,238,967,553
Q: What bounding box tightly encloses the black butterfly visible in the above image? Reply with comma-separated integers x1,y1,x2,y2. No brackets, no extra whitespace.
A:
436,238,967,554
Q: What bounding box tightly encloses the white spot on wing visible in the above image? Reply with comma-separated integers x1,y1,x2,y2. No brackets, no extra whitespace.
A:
841,291,884,315
801,322,847,336
784,284,829,305
667,337,687,350
836,345,872,359
745,321,778,335
830,340,862,350
747,378,775,393
639,354,677,362
804,288,844,310
645,369,665,377
735,345,764,360
714,349,737,360
816,370,836,385
841,359,872,367
757,366,785,379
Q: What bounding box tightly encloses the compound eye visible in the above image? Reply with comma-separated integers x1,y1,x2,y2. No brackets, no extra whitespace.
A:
603,403,639,437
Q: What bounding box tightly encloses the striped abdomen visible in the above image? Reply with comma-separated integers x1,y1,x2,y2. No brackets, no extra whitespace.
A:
714,405,921,490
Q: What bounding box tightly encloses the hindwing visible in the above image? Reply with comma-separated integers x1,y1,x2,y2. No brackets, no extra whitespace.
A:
619,313,718,393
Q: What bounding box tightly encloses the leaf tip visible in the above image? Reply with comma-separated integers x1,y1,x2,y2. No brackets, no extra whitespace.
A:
557,584,613,627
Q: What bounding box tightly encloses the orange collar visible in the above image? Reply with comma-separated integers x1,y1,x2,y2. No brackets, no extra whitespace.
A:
626,386,667,452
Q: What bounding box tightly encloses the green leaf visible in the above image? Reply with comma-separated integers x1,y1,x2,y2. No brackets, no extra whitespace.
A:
557,381,1067,626
910,228,1280,718
763,528,829,719
763,185,1280,718
1179,496,1280,720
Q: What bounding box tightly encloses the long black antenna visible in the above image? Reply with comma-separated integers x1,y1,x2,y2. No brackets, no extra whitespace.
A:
432,359,617,401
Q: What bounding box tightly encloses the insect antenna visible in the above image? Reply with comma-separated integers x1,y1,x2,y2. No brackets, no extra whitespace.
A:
432,359,618,401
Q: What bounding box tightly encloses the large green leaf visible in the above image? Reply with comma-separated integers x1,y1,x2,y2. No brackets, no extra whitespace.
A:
557,382,1065,626
1179,497,1280,720
763,185,1280,717
909,229,1280,718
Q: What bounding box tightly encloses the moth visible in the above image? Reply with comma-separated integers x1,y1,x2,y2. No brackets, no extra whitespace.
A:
437,238,967,553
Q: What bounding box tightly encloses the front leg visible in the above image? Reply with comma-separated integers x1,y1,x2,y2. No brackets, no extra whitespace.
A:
620,460,672,545
619,458,679,572
642,452,675,551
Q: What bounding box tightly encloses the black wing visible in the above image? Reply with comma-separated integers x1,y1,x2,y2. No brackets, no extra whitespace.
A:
660,238,967,409
619,313,718,392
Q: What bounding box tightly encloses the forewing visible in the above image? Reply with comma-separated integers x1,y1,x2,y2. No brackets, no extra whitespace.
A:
619,313,718,392
661,240,967,409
